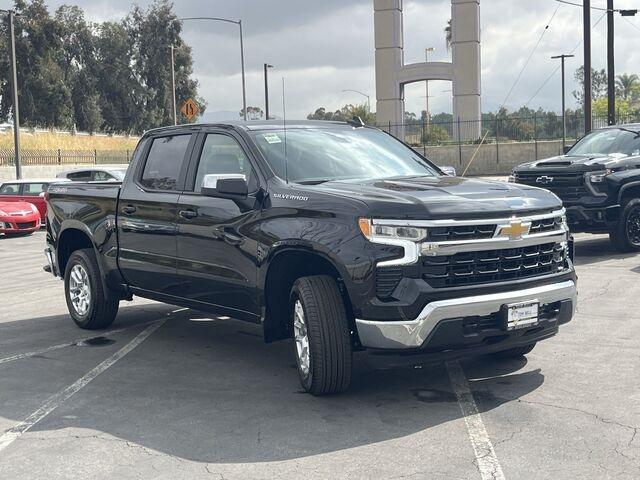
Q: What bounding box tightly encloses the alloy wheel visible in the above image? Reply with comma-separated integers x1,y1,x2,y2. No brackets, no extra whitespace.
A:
293,299,310,377
69,264,91,316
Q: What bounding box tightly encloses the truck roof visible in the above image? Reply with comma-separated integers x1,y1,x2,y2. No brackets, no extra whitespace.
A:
143,120,365,136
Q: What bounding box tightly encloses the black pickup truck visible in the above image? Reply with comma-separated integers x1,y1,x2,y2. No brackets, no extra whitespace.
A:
45,120,577,395
511,124,640,251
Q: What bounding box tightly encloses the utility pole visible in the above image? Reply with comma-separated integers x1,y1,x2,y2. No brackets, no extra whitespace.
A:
264,63,273,120
170,45,177,125
4,10,22,179
607,0,615,125
583,0,592,133
425,47,434,126
552,54,575,151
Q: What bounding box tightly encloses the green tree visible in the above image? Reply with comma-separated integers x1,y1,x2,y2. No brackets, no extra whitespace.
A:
445,19,452,51
240,106,264,120
592,97,630,117
572,66,608,106
615,73,639,100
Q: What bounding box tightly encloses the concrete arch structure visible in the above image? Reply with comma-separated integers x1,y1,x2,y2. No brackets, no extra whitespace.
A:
374,0,481,140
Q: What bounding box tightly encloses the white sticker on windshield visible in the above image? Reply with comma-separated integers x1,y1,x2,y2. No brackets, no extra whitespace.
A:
263,133,282,144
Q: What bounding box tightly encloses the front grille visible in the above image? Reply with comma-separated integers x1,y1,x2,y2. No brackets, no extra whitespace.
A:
426,224,496,242
530,216,564,234
422,242,566,288
17,221,37,230
515,172,589,202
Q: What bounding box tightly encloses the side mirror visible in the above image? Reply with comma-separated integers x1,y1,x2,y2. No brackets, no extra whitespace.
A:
563,145,574,155
201,174,248,199
38,192,46,198
440,165,457,176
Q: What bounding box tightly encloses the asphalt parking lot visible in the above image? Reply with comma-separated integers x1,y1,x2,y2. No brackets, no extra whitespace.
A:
0,231,638,479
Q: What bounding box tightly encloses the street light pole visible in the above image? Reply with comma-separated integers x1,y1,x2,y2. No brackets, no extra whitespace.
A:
425,47,434,126
552,54,575,150
264,63,273,120
2,10,22,179
583,0,592,134
179,17,247,121
341,89,370,112
607,0,615,125
170,45,177,125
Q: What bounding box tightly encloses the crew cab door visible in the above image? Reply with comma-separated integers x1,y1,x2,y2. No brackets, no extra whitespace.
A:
117,132,196,294
175,131,262,321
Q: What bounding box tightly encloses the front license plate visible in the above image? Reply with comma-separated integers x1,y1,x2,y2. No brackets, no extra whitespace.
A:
506,301,539,330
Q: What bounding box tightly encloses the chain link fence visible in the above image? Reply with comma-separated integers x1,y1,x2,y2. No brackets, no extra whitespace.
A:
0,149,132,166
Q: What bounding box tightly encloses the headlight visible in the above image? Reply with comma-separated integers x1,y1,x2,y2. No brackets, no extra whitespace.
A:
0,209,6,216
507,172,517,183
359,219,427,242
29,203,39,214
586,169,611,183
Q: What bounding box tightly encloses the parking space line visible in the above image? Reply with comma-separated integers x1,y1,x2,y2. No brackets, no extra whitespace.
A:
0,319,166,453
446,360,506,480
0,322,156,366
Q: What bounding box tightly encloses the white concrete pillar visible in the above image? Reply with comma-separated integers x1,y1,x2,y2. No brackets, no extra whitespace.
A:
374,0,405,138
451,0,481,140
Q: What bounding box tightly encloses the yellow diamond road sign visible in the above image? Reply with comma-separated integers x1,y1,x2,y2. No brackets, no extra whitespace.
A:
180,98,200,122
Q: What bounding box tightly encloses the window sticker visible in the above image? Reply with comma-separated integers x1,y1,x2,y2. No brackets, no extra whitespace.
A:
263,133,282,144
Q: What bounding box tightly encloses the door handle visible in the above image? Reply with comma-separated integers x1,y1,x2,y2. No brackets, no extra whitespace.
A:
122,205,136,215
179,209,198,219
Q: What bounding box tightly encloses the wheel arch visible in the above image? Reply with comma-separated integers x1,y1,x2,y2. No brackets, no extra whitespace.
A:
261,245,355,343
618,181,640,205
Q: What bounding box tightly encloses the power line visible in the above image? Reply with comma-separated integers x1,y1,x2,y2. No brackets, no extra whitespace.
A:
524,11,606,107
621,15,640,33
555,0,611,12
499,4,561,108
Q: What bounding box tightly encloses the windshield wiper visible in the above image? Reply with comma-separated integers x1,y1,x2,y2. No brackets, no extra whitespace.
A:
297,178,335,185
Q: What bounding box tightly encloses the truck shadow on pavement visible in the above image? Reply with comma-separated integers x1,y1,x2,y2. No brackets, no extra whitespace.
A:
1,308,545,464
572,235,638,267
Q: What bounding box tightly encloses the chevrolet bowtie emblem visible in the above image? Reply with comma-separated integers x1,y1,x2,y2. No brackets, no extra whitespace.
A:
497,220,531,240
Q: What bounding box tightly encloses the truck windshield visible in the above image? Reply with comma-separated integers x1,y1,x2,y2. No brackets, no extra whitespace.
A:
568,128,640,157
250,127,439,184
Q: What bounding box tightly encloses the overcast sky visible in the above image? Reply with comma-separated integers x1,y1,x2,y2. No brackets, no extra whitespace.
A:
8,0,640,120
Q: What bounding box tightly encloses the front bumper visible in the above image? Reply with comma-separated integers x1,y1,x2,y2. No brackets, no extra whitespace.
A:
356,280,576,350
0,214,41,233
566,204,620,233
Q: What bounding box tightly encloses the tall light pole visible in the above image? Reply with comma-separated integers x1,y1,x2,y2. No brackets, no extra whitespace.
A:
179,17,247,121
607,0,615,125
551,54,575,150
264,63,273,120
583,0,592,133
1,9,21,179
425,47,434,126
170,45,177,125
341,89,370,112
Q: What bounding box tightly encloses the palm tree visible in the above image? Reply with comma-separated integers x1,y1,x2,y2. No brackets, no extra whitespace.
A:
445,19,452,52
615,73,639,100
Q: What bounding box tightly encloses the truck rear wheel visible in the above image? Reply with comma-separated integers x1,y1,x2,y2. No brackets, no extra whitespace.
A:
290,275,352,395
491,342,536,359
610,198,640,252
64,248,119,330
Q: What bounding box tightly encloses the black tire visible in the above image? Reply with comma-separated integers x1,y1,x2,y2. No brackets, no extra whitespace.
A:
491,342,536,359
290,275,352,395
64,248,119,329
610,198,640,253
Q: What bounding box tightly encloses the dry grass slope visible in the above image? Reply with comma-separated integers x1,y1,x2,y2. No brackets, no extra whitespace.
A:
0,131,139,151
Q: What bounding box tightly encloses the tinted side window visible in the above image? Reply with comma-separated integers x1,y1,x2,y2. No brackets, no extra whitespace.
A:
194,134,255,192
23,183,47,195
0,184,19,194
141,134,191,191
68,171,91,181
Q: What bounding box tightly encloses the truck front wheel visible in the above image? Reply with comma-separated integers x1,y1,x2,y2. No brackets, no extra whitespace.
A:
610,198,640,253
290,275,352,395
64,248,119,329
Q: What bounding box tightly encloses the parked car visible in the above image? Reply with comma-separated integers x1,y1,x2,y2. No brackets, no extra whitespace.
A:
0,200,41,235
510,124,640,252
45,121,577,395
56,167,127,182
0,179,68,224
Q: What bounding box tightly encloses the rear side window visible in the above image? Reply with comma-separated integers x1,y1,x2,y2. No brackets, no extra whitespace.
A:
67,171,92,181
23,183,47,195
0,184,19,195
140,134,191,191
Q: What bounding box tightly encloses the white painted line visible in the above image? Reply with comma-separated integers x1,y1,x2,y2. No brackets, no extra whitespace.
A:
0,322,155,366
0,319,166,453
446,360,506,480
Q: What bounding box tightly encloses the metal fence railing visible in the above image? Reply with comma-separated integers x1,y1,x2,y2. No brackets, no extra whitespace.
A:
0,149,132,166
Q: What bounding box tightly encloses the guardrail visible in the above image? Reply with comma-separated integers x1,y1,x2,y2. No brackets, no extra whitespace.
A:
0,149,132,166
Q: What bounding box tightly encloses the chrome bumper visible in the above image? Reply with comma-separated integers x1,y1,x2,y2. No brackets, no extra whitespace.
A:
356,280,577,349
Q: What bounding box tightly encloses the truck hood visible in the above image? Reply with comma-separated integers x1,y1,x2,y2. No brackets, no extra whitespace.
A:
517,153,632,171
309,176,561,220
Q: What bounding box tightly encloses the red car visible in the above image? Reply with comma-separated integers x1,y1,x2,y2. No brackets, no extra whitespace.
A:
0,179,66,224
0,200,41,235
